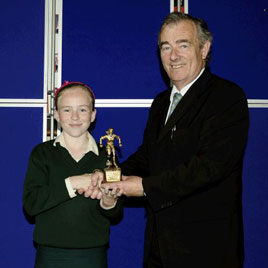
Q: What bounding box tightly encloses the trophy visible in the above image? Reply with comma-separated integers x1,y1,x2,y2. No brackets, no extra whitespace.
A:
100,128,122,182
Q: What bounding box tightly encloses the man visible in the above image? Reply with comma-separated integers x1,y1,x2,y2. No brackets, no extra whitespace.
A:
86,12,249,267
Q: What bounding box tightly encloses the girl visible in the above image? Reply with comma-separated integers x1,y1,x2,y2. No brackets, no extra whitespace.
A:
23,81,122,268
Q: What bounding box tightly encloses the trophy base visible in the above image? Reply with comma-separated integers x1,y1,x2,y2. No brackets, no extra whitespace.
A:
104,167,121,182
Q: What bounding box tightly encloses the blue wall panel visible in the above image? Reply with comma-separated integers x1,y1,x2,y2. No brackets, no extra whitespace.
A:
91,108,149,160
62,0,169,99
0,1,44,99
189,0,268,99
243,109,268,268
0,108,43,267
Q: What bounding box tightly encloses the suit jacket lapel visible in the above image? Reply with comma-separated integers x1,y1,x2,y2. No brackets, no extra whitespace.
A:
157,68,213,143
159,94,170,129
157,89,196,142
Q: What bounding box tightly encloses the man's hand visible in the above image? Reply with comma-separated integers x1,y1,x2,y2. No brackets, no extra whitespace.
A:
83,171,105,199
101,175,144,197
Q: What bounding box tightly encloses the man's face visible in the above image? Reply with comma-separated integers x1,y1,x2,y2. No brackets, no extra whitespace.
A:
160,20,210,90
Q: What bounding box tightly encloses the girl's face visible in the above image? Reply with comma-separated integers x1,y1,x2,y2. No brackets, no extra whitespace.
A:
54,86,96,139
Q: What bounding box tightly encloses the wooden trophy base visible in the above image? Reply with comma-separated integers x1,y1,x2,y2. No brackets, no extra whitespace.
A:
104,167,121,182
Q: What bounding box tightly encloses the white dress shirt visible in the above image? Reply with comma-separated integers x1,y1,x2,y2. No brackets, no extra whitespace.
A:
165,68,205,124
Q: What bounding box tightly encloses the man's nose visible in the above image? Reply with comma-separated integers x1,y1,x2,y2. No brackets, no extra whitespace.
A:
170,48,179,61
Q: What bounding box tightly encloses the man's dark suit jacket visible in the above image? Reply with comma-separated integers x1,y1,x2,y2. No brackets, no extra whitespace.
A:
121,68,249,268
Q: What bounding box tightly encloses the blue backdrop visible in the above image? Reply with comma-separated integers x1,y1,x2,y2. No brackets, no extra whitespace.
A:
0,1,267,267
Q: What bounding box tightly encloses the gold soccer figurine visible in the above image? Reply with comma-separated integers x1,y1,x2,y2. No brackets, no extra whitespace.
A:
100,128,122,182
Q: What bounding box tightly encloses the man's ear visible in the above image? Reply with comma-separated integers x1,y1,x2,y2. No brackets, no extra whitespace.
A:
201,41,211,60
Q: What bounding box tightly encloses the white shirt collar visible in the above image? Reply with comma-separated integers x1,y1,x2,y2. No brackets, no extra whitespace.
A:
53,132,99,156
170,68,205,101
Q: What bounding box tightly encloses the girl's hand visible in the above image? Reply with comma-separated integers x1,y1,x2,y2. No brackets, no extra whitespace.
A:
100,183,123,208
